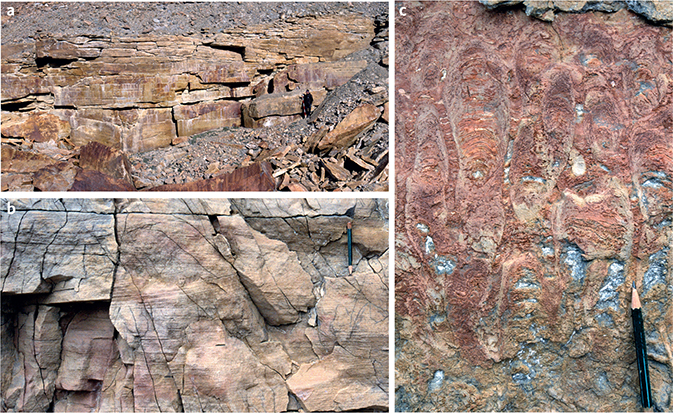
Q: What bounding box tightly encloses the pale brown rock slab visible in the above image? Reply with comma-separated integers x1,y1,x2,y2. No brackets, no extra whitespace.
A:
182,320,289,412
287,346,388,412
317,103,381,151
219,214,316,326
173,100,241,137
116,198,232,215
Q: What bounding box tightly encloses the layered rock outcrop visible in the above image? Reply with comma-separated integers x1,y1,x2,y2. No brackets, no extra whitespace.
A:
396,1,672,411
1,2,388,191
2,198,389,412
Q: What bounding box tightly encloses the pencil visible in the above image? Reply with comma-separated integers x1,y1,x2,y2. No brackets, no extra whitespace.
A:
347,221,353,274
346,205,355,275
631,281,652,408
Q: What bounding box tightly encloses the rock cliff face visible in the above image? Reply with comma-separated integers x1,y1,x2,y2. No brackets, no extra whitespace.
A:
395,1,672,411
1,198,389,412
1,2,389,191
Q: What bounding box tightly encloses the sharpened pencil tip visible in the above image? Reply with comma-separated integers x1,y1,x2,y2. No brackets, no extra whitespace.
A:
633,281,636,289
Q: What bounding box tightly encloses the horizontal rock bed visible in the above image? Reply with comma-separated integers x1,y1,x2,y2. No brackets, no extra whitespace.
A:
1,2,388,191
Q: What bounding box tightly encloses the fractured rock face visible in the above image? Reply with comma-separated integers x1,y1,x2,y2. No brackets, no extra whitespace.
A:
1,205,117,302
56,306,117,392
1,198,389,412
173,100,241,138
1,305,62,412
220,214,316,325
396,2,672,411
182,319,289,412
290,252,390,411
1,111,71,143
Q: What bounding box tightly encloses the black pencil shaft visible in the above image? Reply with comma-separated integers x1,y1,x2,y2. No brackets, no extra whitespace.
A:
347,228,352,266
632,307,652,408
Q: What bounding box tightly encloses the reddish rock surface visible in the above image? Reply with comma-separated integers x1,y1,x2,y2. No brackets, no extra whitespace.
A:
145,161,275,192
79,141,134,185
69,169,137,192
395,2,672,411
32,162,79,192
1,111,70,143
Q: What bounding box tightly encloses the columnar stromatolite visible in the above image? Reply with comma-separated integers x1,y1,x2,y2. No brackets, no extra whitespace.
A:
396,1,672,411
1,198,389,412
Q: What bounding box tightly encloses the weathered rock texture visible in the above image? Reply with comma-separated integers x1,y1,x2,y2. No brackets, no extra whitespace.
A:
1,198,389,412
1,2,388,191
482,0,673,25
396,1,672,411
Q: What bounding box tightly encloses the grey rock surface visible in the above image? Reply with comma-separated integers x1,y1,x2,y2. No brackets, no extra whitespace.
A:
481,0,673,25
